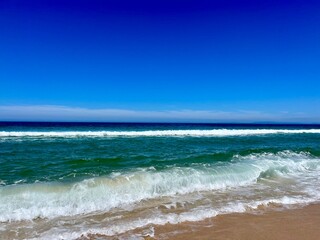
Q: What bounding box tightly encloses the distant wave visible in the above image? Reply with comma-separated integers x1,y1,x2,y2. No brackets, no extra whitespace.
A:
1,129,320,138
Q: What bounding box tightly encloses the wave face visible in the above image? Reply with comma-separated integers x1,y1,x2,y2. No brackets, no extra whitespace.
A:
1,128,320,138
1,151,320,222
1,123,320,239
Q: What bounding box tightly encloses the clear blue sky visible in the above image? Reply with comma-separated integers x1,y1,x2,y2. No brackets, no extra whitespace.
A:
0,0,320,122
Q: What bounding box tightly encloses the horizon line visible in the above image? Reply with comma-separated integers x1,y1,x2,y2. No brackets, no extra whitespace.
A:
1,120,320,126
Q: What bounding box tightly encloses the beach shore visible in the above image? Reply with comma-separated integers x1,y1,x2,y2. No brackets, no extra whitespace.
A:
150,203,320,240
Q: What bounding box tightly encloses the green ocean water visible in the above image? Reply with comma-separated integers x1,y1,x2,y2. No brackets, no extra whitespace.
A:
1,123,320,185
1,122,320,239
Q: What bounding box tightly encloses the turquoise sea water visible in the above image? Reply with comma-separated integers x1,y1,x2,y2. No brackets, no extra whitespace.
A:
1,122,320,239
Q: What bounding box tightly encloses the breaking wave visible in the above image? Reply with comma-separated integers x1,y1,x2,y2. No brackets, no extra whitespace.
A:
1,151,319,222
1,129,320,138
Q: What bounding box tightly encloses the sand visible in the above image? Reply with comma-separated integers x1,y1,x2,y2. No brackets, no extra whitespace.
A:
82,204,320,239
151,204,320,240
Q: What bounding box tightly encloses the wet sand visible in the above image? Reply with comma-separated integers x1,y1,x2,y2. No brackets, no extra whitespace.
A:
152,204,320,240
83,204,320,239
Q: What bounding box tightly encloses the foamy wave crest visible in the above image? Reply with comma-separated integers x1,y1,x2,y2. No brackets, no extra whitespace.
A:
1,129,320,138
0,151,319,222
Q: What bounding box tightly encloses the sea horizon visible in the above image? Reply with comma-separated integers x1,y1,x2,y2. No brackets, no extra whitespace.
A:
2,121,320,126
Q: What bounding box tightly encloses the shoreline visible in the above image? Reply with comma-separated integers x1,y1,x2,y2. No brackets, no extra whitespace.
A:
150,203,320,240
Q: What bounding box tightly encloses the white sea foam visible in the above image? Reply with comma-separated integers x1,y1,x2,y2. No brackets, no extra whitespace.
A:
36,196,315,240
0,129,320,138
36,207,223,239
0,151,319,223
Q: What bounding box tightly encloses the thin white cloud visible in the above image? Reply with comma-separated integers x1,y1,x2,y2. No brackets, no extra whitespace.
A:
0,105,319,123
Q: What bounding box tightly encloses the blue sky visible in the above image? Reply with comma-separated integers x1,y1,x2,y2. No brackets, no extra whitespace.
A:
0,0,320,122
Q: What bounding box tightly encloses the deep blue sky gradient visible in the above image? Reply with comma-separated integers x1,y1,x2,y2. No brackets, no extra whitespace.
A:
0,0,320,121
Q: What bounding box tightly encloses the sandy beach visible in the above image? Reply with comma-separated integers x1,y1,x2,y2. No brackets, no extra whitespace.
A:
151,203,320,240
81,203,320,239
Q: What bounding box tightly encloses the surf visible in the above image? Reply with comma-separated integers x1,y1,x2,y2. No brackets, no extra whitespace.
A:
1,129,320,138
1,150,319,222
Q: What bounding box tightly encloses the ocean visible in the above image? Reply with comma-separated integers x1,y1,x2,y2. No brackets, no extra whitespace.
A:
1,122,320,239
